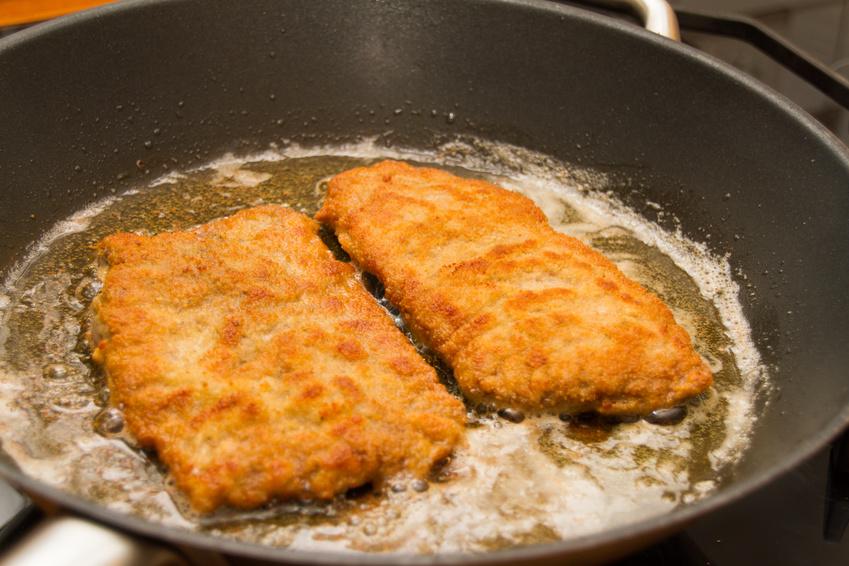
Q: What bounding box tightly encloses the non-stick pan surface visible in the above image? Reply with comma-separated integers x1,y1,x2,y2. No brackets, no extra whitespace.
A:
1,1,849,564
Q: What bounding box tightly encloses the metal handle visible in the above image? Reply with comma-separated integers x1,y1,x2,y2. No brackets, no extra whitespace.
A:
0,517,187,566
580,0,681,41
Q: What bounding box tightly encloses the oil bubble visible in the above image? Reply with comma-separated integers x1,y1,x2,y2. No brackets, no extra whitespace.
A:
644,406,687,425
94,407,125,435
43,363,70,380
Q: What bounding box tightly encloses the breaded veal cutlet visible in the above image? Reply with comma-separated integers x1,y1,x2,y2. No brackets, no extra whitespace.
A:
316,161,713,416
91,205,465,513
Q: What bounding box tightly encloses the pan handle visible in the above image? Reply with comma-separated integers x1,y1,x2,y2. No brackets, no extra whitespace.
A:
0,516,187,566
575,0,681,41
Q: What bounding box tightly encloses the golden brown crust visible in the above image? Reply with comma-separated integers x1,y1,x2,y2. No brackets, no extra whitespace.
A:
316,161,712,416
92,205,465,513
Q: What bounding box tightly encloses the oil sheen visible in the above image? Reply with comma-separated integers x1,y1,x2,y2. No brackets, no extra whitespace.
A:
0,139,765,553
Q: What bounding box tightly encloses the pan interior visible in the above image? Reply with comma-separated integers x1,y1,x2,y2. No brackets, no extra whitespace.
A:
0,138,765,553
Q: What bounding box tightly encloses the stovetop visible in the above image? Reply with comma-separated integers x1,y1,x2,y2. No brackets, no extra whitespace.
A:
621,436,849,565
1,1,848,564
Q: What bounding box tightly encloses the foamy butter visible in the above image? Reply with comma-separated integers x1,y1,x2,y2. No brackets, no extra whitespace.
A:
0,138,766,553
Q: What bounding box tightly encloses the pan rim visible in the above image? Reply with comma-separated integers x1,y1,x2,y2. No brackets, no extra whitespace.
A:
2,0,849,563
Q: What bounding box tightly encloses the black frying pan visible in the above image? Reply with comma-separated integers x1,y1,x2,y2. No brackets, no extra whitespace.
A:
1,0,849,564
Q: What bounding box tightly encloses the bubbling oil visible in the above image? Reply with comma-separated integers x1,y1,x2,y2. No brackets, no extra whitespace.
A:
0,139,764,553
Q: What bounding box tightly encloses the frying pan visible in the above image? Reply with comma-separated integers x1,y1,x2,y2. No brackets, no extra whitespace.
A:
1,0,849,564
